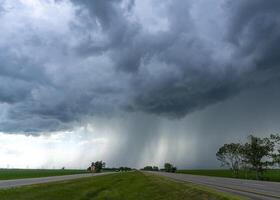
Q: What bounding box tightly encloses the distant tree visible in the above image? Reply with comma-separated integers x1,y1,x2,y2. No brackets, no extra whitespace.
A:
143,166,153,171
216,143,243,176
119,166,132,171
164,163,176,173
91,161,106,173
142,166,159,171
152,166,159,171
242,135,274,179
124,167,131,171
270,134,280,167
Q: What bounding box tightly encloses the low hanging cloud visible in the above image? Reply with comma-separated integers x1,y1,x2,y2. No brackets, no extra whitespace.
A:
0,0,280,133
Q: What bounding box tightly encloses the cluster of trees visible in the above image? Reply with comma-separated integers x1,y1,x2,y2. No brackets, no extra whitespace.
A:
164,163,177,173
105,167,133,172
142,166,159,171
119,167,132,171
87,161,133,173
142,163,176,173
216,134,280,179
87,161,106,173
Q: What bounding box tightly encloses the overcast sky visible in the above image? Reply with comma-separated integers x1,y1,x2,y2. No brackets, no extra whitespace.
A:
0,0,280,169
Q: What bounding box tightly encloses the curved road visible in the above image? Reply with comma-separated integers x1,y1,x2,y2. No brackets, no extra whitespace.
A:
0,172,115,189
145,171,280,200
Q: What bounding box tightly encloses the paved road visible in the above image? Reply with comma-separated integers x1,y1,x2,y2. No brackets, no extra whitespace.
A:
0,172,115,189
145,171,280,200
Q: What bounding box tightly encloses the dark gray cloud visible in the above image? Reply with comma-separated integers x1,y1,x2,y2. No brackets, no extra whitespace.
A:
0,0,280,134
227,0,280,74
130,0,280,117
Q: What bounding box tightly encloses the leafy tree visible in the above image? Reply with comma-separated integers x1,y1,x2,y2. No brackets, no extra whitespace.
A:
242,135,274,179
152,166,159,171
123,167,132,171
91,161,106,173
143,166,153,171
142,166,159,171
119,166,132,171
164,163,177,173
270,134,280,167
216,143,243,176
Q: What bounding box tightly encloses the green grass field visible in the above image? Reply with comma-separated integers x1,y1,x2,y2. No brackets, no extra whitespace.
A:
177,169,280,182
0,169,88,180
0,172,243,200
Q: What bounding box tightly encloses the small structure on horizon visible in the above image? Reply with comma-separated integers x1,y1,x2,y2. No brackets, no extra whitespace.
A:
90,164,96,172
87,161,104,173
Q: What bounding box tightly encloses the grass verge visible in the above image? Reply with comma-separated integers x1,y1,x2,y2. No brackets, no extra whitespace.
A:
0,171,243,200
177,169,280,182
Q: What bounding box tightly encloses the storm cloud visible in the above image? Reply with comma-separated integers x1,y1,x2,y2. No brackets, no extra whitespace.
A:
1,0,278,132
0,0,280,168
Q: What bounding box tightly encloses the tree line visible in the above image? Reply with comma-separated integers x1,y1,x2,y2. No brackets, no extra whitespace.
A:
216,134,280,179
141,162,177,173
87,161,133,173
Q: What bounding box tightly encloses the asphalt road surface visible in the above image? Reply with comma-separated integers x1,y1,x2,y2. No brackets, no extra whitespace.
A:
145,171,280,200
0,172,115,189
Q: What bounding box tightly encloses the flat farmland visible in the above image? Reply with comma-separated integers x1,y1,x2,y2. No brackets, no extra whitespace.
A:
0,169,88,180
177,169,280,182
